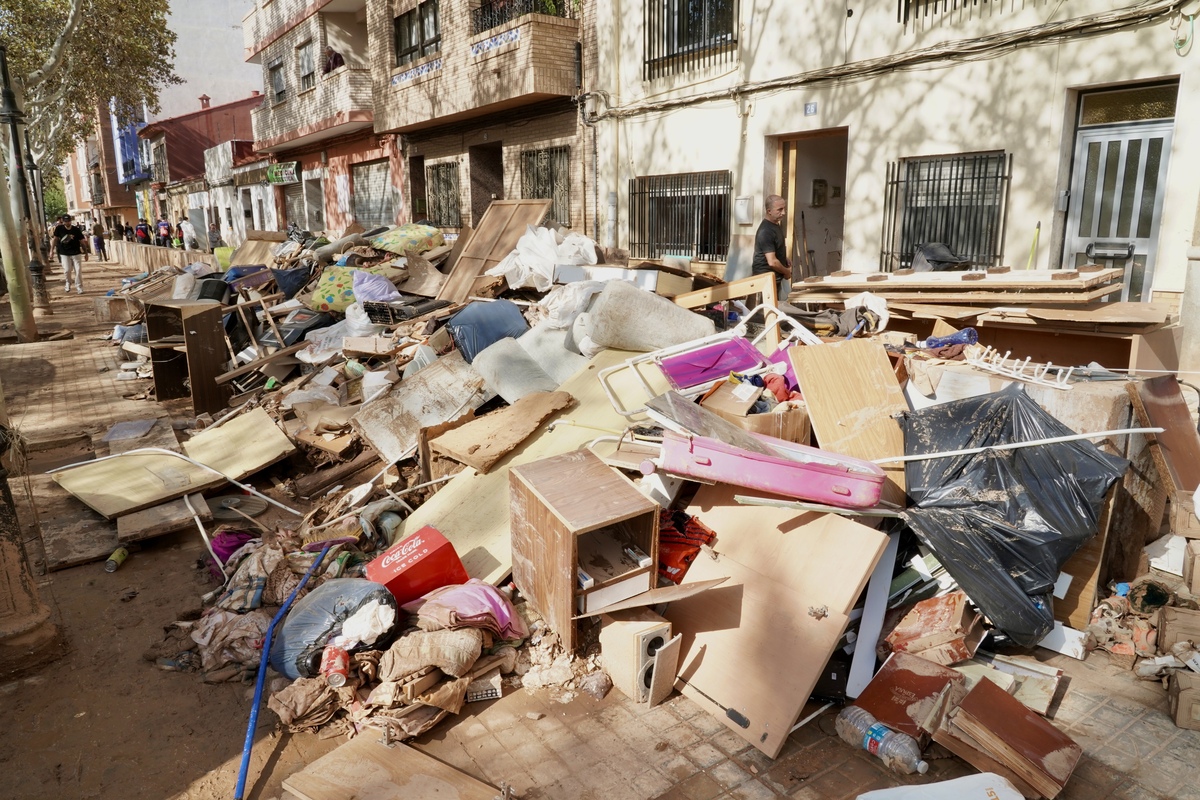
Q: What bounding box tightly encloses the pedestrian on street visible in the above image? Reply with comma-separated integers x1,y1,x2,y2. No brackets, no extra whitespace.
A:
134,218,152,245
179,217,198,251
207,222,224,251
750,194,792,299
91,219,108,261
113,221,126,242
156,216,171,247
51,214,86,294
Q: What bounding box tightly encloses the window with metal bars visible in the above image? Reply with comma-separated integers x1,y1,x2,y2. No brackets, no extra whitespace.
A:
395,0,441,67
629,171,732,261
426,162,461,227
879,151,1012,271
521,146,570,227
644,0,739,81
297,40,316,91
897,0,991,24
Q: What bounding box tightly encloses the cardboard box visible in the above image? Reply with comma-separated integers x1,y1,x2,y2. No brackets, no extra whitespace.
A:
1168,670,1200,731
700,380,761,417
884,591,985,666
366,525,469,607
1157,606,1200,654
1170,491,1200,539
1184,540,1200,595
709,406,811,445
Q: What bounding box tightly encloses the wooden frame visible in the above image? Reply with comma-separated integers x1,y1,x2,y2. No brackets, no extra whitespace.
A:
436,200,550,303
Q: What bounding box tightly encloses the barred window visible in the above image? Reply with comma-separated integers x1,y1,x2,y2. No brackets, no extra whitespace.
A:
644,0,739,81
521,146,570,227
426,162,461,228
268,59,287,103
880,152,1012,271
395,0,441,67
297,40,316,91
629,170,732,261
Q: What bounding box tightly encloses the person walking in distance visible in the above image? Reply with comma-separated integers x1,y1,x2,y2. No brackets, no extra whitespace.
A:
750,195,792,300
52,214,86,293
91,218,108,262
156,216,172,247
134,218,151,245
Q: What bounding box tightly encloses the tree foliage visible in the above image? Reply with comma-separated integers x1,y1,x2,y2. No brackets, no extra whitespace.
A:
0,0,181,168
42,169,66,220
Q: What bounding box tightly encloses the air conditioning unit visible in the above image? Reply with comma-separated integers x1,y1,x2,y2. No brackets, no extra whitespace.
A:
599,608,679,706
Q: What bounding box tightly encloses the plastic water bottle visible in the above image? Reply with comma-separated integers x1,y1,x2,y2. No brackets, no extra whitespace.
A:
835,705,929,775
918,327,979,349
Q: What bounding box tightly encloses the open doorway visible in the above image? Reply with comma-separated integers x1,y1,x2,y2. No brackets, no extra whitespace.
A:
468,142,504,227
776,129,848,279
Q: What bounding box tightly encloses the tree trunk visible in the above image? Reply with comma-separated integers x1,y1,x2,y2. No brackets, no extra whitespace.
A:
0,152,37,342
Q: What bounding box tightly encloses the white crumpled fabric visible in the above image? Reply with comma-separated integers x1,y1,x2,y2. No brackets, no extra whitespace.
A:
351,270,402,303
538,280,605,330
339,599,397,649
190,608,272,672
842,291,890,332
486,226,599,292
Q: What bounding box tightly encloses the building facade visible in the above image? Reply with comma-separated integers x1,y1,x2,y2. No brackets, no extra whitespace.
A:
588,0,1199,302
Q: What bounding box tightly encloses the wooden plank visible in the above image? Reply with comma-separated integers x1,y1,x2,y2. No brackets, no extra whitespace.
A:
430,391,574,474
436,200,550,304
391,348,672,585
117,494,210,543
795,268,1122,290
1023,302,1172,326
674,273,777,310
786,284,1122,304
215,341,307,384
1133,375,1200,494
951,677,1081,798
351,351,488,465
888,303,987,322
53,408,294,519
790,339,908,506
574,577,729,619
28,474,119,571
283,735,497,800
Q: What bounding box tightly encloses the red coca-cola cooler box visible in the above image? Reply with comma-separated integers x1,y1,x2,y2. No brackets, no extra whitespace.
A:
366,525,470,606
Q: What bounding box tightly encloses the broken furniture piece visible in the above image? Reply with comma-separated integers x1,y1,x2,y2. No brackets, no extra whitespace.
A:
146,299,231,415
965,345,1076,390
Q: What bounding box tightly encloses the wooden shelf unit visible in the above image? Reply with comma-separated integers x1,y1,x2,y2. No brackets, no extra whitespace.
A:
146,299,230,415
509,449,660,651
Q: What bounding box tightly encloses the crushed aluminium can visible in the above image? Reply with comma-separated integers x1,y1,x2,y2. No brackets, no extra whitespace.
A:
320,644,350,688
104,547,129,573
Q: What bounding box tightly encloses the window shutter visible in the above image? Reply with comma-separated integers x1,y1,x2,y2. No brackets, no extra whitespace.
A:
352,161,394,228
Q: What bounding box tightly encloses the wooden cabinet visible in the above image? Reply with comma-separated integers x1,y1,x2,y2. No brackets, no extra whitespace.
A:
509,449,659,651
146,299,230,415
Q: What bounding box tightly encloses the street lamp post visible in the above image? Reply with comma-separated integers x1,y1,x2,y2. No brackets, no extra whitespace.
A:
0,46,51,311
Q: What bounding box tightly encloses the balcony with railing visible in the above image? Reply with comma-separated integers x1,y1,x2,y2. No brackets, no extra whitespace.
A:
251,65,374,152
378,2,580,133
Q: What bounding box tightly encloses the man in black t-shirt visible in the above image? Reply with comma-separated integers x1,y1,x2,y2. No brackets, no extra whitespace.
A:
52,214,86,294
750,194,790,299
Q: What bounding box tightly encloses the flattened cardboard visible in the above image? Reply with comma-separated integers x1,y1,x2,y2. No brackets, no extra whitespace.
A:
1168,670,1200,731
852,652,967,746
884,591,984,666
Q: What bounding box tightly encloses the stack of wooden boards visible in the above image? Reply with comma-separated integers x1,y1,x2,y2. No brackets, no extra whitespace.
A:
788,267,1125,305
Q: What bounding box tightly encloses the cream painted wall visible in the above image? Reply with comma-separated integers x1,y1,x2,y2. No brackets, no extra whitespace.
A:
593,0,1199,292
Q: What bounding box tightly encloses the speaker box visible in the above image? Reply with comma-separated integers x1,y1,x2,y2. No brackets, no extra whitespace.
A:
599,608,674,704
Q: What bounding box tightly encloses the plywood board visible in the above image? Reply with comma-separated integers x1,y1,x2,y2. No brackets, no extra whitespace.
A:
27,474,119,571
1024,302,1172,326
649,633,682,707
786,284,1122,305
430,391,574,474
1133,375,1200,494
117,494,211,544
668,489,887,757
790,339,908,506
889,303,986,322
53,408,294,519
436,200,550,304
667,551,851,758
390,349,671,585
283,735,496,800
351,351,488,465
573,577,729,619
795,268,1123,290
397,249,448,297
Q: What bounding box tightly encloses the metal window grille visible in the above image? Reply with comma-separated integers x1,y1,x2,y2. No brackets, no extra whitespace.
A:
395,0,441,66
897,0,990,24
472,0,574,36
644,0,739,81
151,145,168,183
89,172,105,205
426,162,461,227
880,152,1012,271
298,41,316,91
521,146,570,227
629,171,733,261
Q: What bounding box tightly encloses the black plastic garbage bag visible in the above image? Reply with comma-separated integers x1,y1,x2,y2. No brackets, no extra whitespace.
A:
899,385,1127,646
269,578,399,680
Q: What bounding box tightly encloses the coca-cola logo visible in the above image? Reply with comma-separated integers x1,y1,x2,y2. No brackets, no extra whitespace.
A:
380,536,424,569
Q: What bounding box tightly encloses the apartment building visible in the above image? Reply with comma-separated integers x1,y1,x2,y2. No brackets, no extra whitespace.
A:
588,0,1200,302
367,0,595,235
242,0,391,234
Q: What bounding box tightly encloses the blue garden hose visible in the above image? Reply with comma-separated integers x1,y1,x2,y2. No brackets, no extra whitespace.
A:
234,543,332,800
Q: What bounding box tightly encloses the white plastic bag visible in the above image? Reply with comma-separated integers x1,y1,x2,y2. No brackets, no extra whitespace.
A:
486,225,561,291
538,280,605,329
857,773,1023,800
281,385,341,409
297,320,352,364
352,270,402,303
344,303,385,337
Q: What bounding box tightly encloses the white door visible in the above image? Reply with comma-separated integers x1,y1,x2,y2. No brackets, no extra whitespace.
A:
1063,121,1173,301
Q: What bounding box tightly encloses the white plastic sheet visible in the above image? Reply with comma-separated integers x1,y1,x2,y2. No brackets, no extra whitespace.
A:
486,226,599,292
